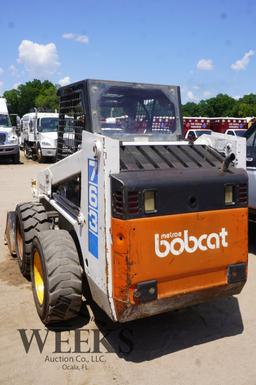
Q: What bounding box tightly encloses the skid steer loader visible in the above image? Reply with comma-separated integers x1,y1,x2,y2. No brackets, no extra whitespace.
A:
5,79,248,325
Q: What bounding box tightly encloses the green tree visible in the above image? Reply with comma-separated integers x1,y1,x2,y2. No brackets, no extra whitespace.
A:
182,102,200,116
3,79,58,117
3,89,19,115
198,94,236,117
231,94,256,117
35,84,58,111
232,102,253,117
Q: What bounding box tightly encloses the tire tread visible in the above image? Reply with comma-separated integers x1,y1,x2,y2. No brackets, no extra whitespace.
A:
32,230,82,324
15,202,49,278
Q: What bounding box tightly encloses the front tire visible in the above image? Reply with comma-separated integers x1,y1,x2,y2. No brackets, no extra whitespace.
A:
13,151,20,164
15,202,50,278
37,145,44,163
31,230,83,325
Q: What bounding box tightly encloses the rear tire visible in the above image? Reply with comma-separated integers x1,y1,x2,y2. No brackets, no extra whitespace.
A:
24,143,30,159
31,230,83,325
15,202,50,278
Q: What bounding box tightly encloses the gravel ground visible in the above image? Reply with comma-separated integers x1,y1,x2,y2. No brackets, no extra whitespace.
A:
0,151,255,385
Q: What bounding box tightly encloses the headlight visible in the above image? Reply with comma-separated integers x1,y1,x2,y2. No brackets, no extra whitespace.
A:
41,141,51,146
6,136,18,145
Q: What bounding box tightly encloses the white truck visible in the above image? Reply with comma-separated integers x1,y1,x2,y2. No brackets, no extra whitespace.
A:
21,111,59,162
0,98,20,163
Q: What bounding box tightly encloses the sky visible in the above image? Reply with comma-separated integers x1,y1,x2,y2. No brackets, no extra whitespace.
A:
0,0,256,103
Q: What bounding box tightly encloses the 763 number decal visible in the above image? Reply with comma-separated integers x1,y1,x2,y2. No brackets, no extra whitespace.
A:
88,159,98,258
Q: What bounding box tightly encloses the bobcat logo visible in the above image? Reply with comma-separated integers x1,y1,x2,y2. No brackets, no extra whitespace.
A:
155,228,228,258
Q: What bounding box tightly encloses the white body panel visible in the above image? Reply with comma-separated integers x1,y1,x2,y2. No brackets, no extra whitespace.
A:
82,132,120,318
195,132,247,169
37,131,120,319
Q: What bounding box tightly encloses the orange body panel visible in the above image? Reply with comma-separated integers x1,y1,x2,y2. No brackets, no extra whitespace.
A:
111,208,248,320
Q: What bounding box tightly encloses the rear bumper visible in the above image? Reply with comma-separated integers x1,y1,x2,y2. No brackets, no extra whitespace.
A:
111,208,248,322
0,144,19,156
116,281,246,322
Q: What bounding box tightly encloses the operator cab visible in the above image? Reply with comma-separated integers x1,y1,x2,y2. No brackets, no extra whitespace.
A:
57,79,183,159
90,81,182,141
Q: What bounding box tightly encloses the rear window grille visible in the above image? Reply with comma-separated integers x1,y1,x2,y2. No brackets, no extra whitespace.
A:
238,184,248,205
57,88,87,161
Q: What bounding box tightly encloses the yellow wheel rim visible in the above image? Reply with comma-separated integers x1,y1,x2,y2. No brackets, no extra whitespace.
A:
33,251,44,305
16,223,23,260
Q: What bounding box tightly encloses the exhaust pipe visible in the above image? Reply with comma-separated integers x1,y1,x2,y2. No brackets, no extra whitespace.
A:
221,153,236,172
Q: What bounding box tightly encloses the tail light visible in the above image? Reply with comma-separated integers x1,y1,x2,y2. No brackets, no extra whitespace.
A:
238,184,248,205
112,191,124,216
127,191,139,215
112,190,139,217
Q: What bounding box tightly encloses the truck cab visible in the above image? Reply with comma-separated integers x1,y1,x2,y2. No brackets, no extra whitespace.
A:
21,112,59,162
185,128,212,141
0,98,20,163
225,129,247,137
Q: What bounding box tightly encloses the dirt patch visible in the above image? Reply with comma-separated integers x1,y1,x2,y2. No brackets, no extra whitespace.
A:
0,254,30,287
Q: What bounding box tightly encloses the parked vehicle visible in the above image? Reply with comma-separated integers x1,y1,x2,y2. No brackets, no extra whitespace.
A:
183,117,211,136
183,117,251,136
185,128,212,141
210,117,248,134
0,98,20,163
225,129,247,137
20,111,59,162
5,79,248,326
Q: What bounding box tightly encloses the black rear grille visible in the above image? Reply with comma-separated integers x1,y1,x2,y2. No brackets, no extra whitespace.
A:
238,184,248,205
112,190,140,217
113,191,124,215
127,191,139,214
0,133,6,144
